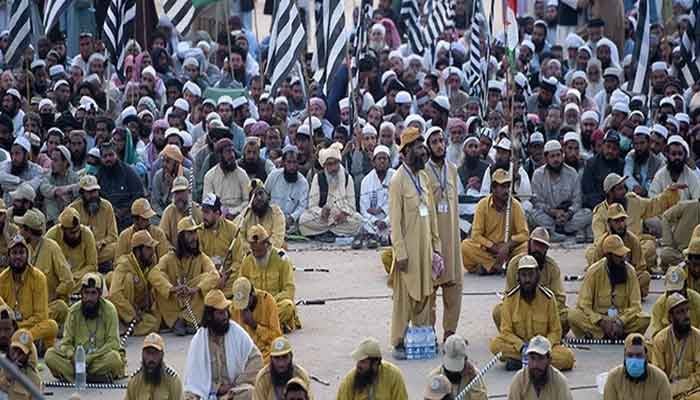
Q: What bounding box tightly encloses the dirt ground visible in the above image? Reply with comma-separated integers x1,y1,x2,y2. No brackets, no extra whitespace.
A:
38,242,665,399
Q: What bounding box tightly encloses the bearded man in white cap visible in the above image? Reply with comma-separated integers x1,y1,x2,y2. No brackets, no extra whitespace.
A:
358,145,395,248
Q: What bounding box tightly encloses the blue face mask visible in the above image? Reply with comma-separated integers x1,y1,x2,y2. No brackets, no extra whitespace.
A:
625,357,646,378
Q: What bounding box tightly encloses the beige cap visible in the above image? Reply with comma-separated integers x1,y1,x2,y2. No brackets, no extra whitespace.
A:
424,375,452,400
602,234,630,257
666,292,688,312
491,168,512,185
177,217,201,233
284,377,309,394
79,175,101,191
665,265,687,292
443,334,468,372
81,272,103,290
526,335,552,356
58,208,81,228
10,183,36,202
130,230,159,249
517,255,538,270
8,234,28,251
171,176,189,193
607,203,628,220
248,178,265,194
270,336,293,357
530,227,550,247
14,208,45,231
231,277,252,310
603,173,628,193
351,337,382,362
0,304,15,321
247,224,270,243
131,198,156,219
624,333,646,351
204,289,231,310
398,127,423,152
143,333,164,352
10,329,33,355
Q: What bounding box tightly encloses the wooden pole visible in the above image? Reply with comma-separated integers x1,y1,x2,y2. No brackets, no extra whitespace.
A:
224,0,234,80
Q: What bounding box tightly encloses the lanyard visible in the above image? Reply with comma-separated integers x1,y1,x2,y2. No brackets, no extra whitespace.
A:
429,161,447,195
404,165,423,198
670,333,689,380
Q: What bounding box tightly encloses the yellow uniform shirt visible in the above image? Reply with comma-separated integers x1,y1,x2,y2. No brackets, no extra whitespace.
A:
576,259,643,326
159,203,203,248
592,189,679,239
237,249,294,303
45,224,97,284
471,195,529,249
650,289,700,337
0,365,42,400
254,364,310,400
651,326,700,398
589,231,646,272
109,254,157,323
28,237,73,302
498,286,562,348
0,266,50,330
235,205,286,263
115,225,171,262
69,198,118,260
507,366,573,400
505,254,566,311
429,365,487,400
336,361,408,400
125,364,183,400
199,218,237,266
604,363,672,400
230,289,282,363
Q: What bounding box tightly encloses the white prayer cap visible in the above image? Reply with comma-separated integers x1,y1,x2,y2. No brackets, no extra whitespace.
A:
581,110,599,122
563,132,581,144
395,91,411,104
217,95,233,106
232,96,248,109
630,110,645,120
49,65,66,77
660,97,676,109
495,137,511,151
521,40,535,53
13,136,30,153
603,67,622,79
424,126,443,141
339,98,350,109
243,118,256,129
514,72,529,88
381,70,397,86
565,103,580,114
371,23,386,34
30,60,46,70
388,50,403,61
612,102,630,114
380,121,395,133
373,145,391,158
53,79,69,91
634,126,651,137
488,80,505,93
464,136,480,147
183,57,199,68
432,95,450,112
668,135,689,155
622,54,633,67
303,116,322,130
442,66,462,81
183,81,202,97
196,40,211,52
667,116,680,131
544,140,562,153
651,61,669,72
296,124,311,137
319,142,343,165
39,99,55,111
405,114,426,132
546,0,558,6
362,124,377,137
565,33,584,49
274,96,288,106
676,113,690,124
652,124,669,138
566,88,581,101
174,98,190,113
529,132,545,144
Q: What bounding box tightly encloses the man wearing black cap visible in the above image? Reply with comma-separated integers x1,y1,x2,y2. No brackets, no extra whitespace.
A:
527,77,561,121
582,131,625,210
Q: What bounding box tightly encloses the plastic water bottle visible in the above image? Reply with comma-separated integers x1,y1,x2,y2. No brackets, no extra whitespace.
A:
425,327,437,358
521,345,529,369
75,345,86,390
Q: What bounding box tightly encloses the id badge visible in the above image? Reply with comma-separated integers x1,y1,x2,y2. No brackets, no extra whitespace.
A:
607,307,618,318
14,311,22,321
419,203,429,217
437,200,449,214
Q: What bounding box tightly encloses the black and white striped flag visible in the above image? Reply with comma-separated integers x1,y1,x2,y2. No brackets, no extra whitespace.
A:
466,0,485,101
630,0,650,95
267,0,306,95
400,0,425,55
43,0,73,34
679,0,700,88
425,0,455,45
5,0,32,68
104,0,136,80
162,0,198,36
313,0,347,94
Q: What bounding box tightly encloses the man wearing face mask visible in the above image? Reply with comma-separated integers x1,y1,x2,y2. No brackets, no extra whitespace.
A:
46,208,98,287
506,336,573,399
651,136,700,201
604,333,671,399
160,176,203,248
428,334,487,399
264,145,309,235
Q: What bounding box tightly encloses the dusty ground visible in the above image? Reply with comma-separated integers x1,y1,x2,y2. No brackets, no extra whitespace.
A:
38,242,665,399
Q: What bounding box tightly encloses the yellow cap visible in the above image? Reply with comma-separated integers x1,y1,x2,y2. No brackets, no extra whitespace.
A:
398,127,423,151
529,227,550,247
284,377,309,394
666,292,689,312
143,333,165,352
607,203,628,220
171,176,189,193
204,289,232,310
249,178,265,194
231,277,252,310
491,168,512,184
526,335,552,355
79,175,101,191
130,230,159,249
602,234,630,257
8,234,28,251
58,208,81,229
442,334,468,372
131,198,156,219
10,329,33,355
13,209,45,231
517,255,538,270
424,375,451,400
351,337,382,362
665,265,687,292
177,217,201,233
270,336,293,357
81,272,103,290
684,238,700,256
247,224,270,243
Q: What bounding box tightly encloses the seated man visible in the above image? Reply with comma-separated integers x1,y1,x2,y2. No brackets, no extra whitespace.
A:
15,209,73,327
586,203,651,298
661,200,700,270
489,256,575,371
160,176,203,248
604,333,672,399
506,336,574,399
298,143,363,242
685,238,700,293
493,227,568,334
0,199,18,266
45,208,98,287
650,266,700,337
69,175,118,272
45,273,126,382
183,290,263,400
264,144,309,235
115,198,170,261
229,277,282,363
0,329,41,398
429,334,487,399
234,225,301,332
569,235,650,339
337,337,408,400
148,217,219,336
624,126,664,197
461,169,529,275
109,230,162,336
358,145,395,248
651,293,700,400
202,138,251,219
581,130,624,210
0,235,59,350
232,179,285,264
199,194,236,269
254,336,312,400
530,140,591,242
125,333,183,400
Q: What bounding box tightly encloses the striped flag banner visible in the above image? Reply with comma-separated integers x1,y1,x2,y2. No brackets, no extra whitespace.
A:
161,0,199,35
43,0,73,34
679,0,700,88
631,0,650,95
466,0,485,101
104,0,136,80
5,0,32,68
267,0,306,95
313,0,347,94
400,0,425,55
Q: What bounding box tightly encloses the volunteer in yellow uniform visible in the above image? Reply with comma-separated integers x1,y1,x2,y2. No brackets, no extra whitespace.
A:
45,208,97,287
160,176,203,248
604,333,672,399
125,333,183,400
253,337,312,399
650,266,700,337
115,198,170,261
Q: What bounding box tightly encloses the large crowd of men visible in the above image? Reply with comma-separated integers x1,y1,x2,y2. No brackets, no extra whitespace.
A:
0,0,697,397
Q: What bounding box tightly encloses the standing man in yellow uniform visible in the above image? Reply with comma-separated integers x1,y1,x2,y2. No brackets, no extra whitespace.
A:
254,337,311,400
0,235,58,350
236,225,300,333
115,198,170,261
649,266,700,337
45,208,97,287
109,230,162,336
506,336,574,399
387,128,440,359
569,235,650,339
160,176,203,248
489,256,575,371
424,126,463,342
125,333,183,400
651,293,700,399
461,169,529,275
148,217,220,336
429,334,487,399
337,337,408,400
69,175,118,272
198,193,236,269
604,333,672,399
14,209,72,327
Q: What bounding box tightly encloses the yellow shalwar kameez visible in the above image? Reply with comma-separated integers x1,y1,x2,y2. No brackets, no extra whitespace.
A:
198,218,237,268
507,366,573,400
159,203,203,248
28,237,72,326
232,205,286,264
652,326,700,400
125,363,183,400
115,225,171,262
604,363,672,400
69,198,118,264
650,289,700,338
254,364,310,400
230,289,282,363
108,254,161,336
45,224,97,288
336,361,408,400
586,231,651,298
429,365,487,399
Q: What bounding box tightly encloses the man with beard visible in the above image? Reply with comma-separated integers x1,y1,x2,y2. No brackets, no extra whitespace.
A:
264,145,309,235
115,198,169,261
253,336,312,399
651,292,700,398
110,230,163,337
2,89,25,137
506,336,573,399
0,305,17,356
96,141,146,231
234,225,301,333
151,144,191,222
527,78,560,120
6,184,36,222
15,209,72,328
298,142,363,241
46,208,98,287
203,138,251,219
0,137,43,205
239,137,271,182
462,169,529,275
198,193,236,269
361,145,394,251
0,329,42,398
479,138,534,213
68,130,89,172
651,137,700,201
603,333,672,399
427,96,450,131
40,145,80,226
69,175,118,272
494,228,568,333
386,128,439,358
569,235,650,339
337,337,408,399
624,127,665,197
458,136,489,193
428,334,487,398
148,217,219,336
649,266,700,338
183,289,263,400
531,141,592,242
45,273,126,383
0,114,14,158
125,333,183,400
0,234,59,351
160,176,204,247
193,119,232,203
582,131,624,210
593,68,621,116
230,277,282,362
234,179,286,259
490,256,575,371
593,173,682,271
